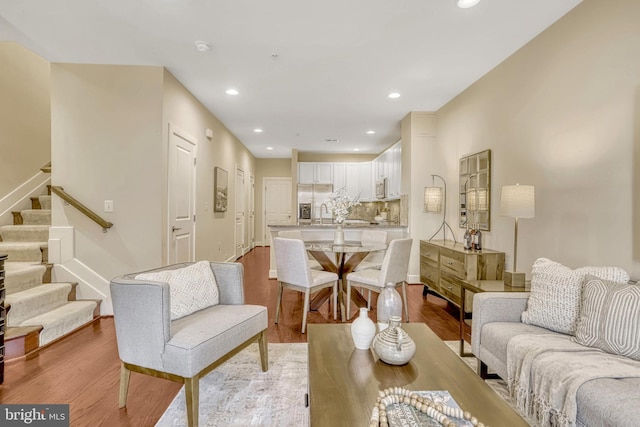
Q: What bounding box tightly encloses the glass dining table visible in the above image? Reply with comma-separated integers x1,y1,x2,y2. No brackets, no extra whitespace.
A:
305,240,387,321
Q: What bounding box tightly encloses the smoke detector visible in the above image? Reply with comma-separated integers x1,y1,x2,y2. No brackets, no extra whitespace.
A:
194,41,211,52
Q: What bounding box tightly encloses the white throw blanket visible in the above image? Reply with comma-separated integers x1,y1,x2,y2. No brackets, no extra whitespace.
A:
507,334,640,427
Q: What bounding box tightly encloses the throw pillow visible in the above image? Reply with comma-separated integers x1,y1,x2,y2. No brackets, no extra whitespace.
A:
521,258,629,335
573,276,640,361
135,261,219,320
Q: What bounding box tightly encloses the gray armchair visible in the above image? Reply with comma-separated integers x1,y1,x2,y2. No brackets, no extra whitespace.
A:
110,261,268,427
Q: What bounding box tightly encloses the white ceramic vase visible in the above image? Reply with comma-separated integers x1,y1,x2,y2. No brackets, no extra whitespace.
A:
351,308,376,350
333,223,345,245
373,316,416,365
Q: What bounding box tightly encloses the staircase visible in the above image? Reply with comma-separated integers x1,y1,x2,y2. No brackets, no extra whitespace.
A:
0,185,100,358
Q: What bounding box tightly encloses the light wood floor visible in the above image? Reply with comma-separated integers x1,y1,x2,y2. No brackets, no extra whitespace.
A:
0,247,467,426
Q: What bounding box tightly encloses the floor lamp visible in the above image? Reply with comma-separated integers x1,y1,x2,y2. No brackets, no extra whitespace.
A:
500,184,535,287
425,174,457,243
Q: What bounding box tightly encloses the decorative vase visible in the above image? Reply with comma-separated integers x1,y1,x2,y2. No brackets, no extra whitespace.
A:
373,316,416,365
377,282,403,332
351,308,376,350
333,222,345,245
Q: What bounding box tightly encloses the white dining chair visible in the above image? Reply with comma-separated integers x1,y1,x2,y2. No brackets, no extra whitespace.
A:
277,230,323,270
353,229,388,271
345,238,412,321
273,237,338,333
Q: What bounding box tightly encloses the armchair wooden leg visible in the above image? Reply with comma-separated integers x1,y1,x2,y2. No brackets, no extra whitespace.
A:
302,289,310,334
346,280,352,319
332,282,337,320
185,376,199,427
275,282,283,324
258,330,269,372
118,363,131,408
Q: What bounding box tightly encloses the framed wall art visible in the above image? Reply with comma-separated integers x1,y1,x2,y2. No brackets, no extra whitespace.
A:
214,167,228,212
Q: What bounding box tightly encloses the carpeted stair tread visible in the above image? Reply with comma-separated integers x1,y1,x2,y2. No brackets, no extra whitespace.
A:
39,195,51,210
4,262,47,294
0,242,46,262
20,209,51,225
0,225,49,242
19,301,98,346
5,283,74,326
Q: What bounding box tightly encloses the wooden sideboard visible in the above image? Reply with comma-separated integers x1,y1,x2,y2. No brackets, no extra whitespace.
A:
420,240,504,309
0,254,7,384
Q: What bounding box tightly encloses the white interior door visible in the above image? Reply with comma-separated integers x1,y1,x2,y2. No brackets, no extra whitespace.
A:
168,124,197,264
235,167,245,259
249,175,255,249
263,177,292,245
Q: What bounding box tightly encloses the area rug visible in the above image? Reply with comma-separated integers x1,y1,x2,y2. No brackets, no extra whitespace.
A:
156,340,529,427
155,343,309,427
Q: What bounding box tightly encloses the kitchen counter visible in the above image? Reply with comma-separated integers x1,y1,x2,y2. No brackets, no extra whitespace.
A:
267,223,408,278
275,221,403,228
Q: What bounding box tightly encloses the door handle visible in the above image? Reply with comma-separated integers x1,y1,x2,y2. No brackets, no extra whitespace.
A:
172,226,182,232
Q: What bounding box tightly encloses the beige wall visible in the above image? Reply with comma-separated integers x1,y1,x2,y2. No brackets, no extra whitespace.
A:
50,63,256,287
254,158,292,244
162,70,256,262
433,0,640,278
0,42,50,196
51,64,165,279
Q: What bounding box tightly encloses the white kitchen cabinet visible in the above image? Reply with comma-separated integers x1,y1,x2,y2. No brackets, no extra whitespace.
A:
333,162,346,190
344,162,359,200
357,162,373,201
298,162,333,184
387,141,402,199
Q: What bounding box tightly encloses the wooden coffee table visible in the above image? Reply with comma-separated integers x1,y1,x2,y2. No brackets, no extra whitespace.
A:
307,323,527,426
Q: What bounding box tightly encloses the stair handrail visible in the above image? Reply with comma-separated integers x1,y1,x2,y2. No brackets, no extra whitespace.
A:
50,186,113,233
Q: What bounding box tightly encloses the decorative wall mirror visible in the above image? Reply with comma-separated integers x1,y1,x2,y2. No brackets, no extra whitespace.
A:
459,149,491,231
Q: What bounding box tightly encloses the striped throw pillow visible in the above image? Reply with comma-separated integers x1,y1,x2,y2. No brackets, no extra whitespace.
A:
573,275,640,361
521,258,630,335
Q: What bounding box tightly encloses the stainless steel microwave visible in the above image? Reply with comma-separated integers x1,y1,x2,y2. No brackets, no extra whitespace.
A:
376,178,386,199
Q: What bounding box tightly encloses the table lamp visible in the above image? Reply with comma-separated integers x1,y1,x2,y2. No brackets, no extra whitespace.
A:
499,184,535,287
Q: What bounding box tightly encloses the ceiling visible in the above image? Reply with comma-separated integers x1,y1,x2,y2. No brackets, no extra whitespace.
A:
0,0,581,158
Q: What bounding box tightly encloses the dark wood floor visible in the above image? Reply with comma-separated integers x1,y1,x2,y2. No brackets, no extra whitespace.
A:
0,247,467,426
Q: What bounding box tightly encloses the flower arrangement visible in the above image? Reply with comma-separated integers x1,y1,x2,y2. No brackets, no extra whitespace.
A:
325,187,360,224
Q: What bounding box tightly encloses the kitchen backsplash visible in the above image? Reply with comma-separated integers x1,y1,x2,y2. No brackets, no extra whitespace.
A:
349,199,401,223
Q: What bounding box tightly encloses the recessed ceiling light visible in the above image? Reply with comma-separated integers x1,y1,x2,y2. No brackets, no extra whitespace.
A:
353,148,360,151
226,88,239,95
254,128,263,133
366,130,376,135
457,0,481,8
194,41,211,52
266,147,274,150
388,92,401,99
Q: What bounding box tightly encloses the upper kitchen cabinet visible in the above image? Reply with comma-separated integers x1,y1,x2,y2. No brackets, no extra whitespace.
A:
333,162,359,200
357,162,373,201
298,162,333,184
372,141,402,200
387,141,402,199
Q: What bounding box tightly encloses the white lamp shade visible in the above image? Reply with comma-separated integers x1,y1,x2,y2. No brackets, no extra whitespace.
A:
500,185,535,218
424,187,442,213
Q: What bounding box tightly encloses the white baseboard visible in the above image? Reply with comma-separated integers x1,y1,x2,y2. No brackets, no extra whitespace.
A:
407,274,421,285
0,172,50,225
52,258,112,316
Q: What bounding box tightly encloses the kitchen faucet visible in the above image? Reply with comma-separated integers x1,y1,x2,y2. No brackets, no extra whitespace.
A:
320,203,330,224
